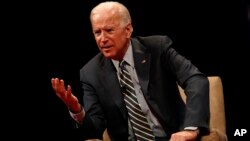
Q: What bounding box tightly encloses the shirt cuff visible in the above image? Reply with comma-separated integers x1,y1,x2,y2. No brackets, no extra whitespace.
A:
69,107,85,124
184,127,200,135
184,126,198,130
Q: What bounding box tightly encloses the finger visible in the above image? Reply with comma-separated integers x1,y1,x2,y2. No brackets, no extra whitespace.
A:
66,85,73,103
56,79,66,94
59,79,65,91
54,79,66,98
66,85,72,95
53,78,60,88
51,78,63,99
51,78,57,89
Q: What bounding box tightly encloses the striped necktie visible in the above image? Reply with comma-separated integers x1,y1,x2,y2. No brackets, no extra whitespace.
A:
119,60,155,141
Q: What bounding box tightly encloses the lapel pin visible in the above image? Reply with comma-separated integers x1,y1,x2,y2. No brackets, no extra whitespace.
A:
141,60,146,64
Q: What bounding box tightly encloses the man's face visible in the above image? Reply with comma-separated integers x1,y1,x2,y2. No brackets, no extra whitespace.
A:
91,12,132,61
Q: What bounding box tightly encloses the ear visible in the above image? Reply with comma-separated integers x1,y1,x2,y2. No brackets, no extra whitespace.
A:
125,23,133,38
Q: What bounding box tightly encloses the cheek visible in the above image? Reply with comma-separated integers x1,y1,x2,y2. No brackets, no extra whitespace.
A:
95,41,102,51
95,37,100,43
95,39,101,47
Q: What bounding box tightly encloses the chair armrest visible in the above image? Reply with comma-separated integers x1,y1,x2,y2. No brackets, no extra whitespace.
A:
201,128,228,141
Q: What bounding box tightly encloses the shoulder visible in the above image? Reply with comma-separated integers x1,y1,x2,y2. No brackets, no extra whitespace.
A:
132,35,173,47
131,35,174,54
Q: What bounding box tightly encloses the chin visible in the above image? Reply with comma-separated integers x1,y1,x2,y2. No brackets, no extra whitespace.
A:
103,53,113,58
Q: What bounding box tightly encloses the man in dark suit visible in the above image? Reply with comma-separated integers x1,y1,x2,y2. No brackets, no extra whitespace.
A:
51,1,209,141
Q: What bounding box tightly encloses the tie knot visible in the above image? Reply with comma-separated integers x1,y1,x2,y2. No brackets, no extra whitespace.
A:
119,60,127,70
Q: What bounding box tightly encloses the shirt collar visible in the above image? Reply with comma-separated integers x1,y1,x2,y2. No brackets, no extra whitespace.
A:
112,41,134,71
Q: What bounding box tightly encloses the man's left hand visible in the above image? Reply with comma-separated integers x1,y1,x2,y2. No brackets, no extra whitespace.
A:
169,130,199,141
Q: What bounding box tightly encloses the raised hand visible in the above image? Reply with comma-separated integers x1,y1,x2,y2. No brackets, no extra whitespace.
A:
51,78,82,113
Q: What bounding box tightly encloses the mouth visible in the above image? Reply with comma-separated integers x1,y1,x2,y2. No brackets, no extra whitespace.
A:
101,46,112,51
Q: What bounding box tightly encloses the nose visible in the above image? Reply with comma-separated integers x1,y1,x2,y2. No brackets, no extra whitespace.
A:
100,32,108,42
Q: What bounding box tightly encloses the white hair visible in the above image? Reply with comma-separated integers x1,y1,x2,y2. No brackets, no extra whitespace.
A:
90,1,132,27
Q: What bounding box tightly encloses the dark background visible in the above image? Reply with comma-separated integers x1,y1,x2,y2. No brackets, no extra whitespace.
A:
13,0,248,140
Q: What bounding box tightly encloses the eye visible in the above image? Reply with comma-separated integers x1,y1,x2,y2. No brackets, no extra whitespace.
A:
93,30,101,36
106,28,114,33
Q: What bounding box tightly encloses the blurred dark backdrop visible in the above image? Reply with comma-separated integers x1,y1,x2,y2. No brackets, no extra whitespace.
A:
20,0,248,140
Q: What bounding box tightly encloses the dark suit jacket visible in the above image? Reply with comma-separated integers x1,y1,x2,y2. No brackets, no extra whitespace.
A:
79,35,209,140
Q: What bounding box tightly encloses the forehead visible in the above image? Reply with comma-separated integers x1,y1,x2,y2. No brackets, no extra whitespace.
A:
91,11,121,27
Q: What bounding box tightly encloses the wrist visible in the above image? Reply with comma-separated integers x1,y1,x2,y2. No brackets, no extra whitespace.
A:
69,104,83,114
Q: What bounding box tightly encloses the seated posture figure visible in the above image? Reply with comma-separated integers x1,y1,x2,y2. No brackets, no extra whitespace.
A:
51,1,209,141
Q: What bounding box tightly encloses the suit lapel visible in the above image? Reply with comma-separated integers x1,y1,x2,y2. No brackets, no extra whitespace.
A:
131,38,166,122
99,58,127,120
132,38,150,95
